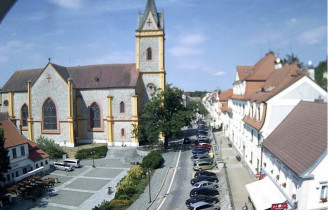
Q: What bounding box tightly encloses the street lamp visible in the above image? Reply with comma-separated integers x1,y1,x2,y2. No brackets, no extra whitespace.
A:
146,168,151,203
90,151,95,168
242,203,248,210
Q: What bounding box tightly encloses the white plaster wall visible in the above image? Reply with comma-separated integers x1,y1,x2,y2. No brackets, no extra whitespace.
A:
140,37,159,72
0,93,9,112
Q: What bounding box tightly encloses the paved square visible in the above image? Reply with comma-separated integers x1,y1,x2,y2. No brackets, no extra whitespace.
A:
51,167,89,176
42,174,73,187
44,190,94,207
84,168,123,178
65,178,110,191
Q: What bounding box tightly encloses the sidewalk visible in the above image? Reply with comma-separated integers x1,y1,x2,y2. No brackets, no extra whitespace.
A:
213,131,256,210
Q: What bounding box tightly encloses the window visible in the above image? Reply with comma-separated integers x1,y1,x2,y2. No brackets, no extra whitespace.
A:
41,162,44,166
12,148,17,159
120,101,125,113
20,146,25,156
15,171,19,177
3,100,9,107
90,103,101,128
258,132,261,145
146,47,152,60
121,128,125,137
43,98,57,130
251,130,253,142
36,164,39,168
45,160,48,165
23,168,27,174
11,173,14,179
21,104,28,127
321,185,328,199
6,174,10,181
257,107,261,121
147,83,155,92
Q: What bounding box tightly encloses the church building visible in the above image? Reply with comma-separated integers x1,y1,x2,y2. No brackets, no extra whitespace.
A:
0,0,166,147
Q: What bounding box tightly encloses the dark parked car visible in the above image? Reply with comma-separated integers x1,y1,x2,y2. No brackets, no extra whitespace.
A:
192,148,210,155
194,170,217,178
197,120,207,125
189,187,219,197
191,175,218,185
186,195,219,206
191,153,210,160
183,137,191,144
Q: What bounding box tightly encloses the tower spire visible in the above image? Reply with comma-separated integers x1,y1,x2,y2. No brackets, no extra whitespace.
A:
137,0,163,30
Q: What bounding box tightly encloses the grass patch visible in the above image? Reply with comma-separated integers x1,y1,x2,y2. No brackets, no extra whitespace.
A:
75,146,108,159
63,143,106,160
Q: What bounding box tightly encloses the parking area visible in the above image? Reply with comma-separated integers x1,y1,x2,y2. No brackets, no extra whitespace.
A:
4,148,136,210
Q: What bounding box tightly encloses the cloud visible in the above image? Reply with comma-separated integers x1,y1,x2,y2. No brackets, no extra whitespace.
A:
48,0,82,9
286,18,297,25
0,41,35,63
180,33,207,46
169,46,203,57
297,25,326,45
213,71,226,76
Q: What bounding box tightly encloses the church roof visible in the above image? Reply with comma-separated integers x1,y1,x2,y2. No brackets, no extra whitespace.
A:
1,63,139,92
137,0,164,30
1,68,43,92
262,101,327,176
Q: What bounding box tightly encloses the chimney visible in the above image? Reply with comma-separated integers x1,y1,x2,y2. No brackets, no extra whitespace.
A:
307,60,315,80
275,58,282,70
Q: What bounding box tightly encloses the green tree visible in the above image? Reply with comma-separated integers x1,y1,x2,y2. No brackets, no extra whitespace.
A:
0,128,11,196
36,136,66,159
187,101,208,116
284,53,303,68
133,84,195,148
315,60,327,91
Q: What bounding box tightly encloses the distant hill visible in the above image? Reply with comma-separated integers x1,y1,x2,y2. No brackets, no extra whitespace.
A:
185,91,208,99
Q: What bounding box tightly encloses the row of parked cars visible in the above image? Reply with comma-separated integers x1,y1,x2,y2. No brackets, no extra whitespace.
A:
186,120,220,210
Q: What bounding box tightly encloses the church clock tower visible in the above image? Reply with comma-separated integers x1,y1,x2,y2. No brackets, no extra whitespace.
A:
136,0,165,109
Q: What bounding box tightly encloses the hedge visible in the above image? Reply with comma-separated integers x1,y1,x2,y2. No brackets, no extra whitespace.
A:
75,146,108,159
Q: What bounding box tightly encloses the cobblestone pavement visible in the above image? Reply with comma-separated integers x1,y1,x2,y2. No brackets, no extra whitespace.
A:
4,147,136,210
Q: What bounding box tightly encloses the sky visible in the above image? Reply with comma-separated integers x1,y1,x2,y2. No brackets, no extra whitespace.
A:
0,0,326,92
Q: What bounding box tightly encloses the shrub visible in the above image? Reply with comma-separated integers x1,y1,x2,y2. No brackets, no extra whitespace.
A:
75,146,108,159
92,200,111,210
36,136,66,159
141,150,164,169
109,199,132,209
31,187,45,198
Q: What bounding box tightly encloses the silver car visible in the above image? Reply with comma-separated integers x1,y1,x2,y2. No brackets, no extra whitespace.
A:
188,201,220,210
193,181,218,189
192,155,213,164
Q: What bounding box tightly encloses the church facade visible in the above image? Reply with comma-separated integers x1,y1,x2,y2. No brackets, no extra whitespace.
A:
0,0,165,147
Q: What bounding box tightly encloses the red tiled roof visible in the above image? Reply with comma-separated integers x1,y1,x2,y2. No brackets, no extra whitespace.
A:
28,140,39,149
221,103,228,111
262,101,327,176
235,66,253,82
242,104,267,130
28,148,49,162
231,81,264,101
219,89,233,101
245,52,276,81
0,119,28,148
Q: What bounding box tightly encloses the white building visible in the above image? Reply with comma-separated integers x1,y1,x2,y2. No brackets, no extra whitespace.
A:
0,118,50,187
246,101,327,210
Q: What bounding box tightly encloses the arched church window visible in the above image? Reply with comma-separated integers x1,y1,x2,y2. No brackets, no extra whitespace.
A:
121,128,125,137
43,98,57,130
146,83,156,92
21,104,28,127
120,101,125,113
146,47,152,61
90,103,101,128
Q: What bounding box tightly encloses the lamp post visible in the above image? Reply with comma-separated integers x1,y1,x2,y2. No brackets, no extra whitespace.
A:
146,168,151,203
90,151,95,168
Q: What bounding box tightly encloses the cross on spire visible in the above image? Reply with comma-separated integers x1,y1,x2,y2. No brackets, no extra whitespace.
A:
48,57,51,63
147,19,152,27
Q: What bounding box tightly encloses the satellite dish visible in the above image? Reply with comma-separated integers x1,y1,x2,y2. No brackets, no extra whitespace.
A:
308,60,312,66
276,58,281,63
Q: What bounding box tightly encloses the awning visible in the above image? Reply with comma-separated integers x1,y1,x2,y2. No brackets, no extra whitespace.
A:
246,176,286,210
14,167,44,183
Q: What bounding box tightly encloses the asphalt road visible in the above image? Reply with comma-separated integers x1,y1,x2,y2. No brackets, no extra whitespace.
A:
156,127,197,210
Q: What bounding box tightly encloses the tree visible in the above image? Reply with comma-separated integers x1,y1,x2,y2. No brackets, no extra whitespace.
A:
284,53,303,68
36,136,66,159
187,101,208,116
315,60,327,91
133,84,195,148
0,128,11,196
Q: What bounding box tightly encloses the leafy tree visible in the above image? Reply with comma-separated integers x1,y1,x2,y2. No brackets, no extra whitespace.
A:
187,101,208,116
133,84,195,148
284,53,303,68
0,128,11,196
315,60,327,91
36,136,66,159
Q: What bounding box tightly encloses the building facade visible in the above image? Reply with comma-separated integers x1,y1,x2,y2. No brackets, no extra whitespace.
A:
0,0,166,147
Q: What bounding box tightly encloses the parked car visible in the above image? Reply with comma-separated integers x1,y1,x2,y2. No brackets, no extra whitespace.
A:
197,120,207,125
192,155,213,164
196,144,212,150
194,170,217,178
53,162,74,171
196,130,208,137
192,148,210,155
63,159,81,168
189,187,219,197
193,181,218,189
193,161,214,171
191,153,210,160
185,195,219,206
191,175,218,185
188,201,220,210
183,137,191,144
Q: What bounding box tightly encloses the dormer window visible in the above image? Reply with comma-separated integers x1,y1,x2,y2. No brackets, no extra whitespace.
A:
146,47,152,61
257,107,261,121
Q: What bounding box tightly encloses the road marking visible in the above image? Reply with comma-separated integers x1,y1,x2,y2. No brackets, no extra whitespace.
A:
156,149,182,210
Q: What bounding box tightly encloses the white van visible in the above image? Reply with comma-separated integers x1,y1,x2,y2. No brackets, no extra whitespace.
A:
53,162,74,171
63,159,81,168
